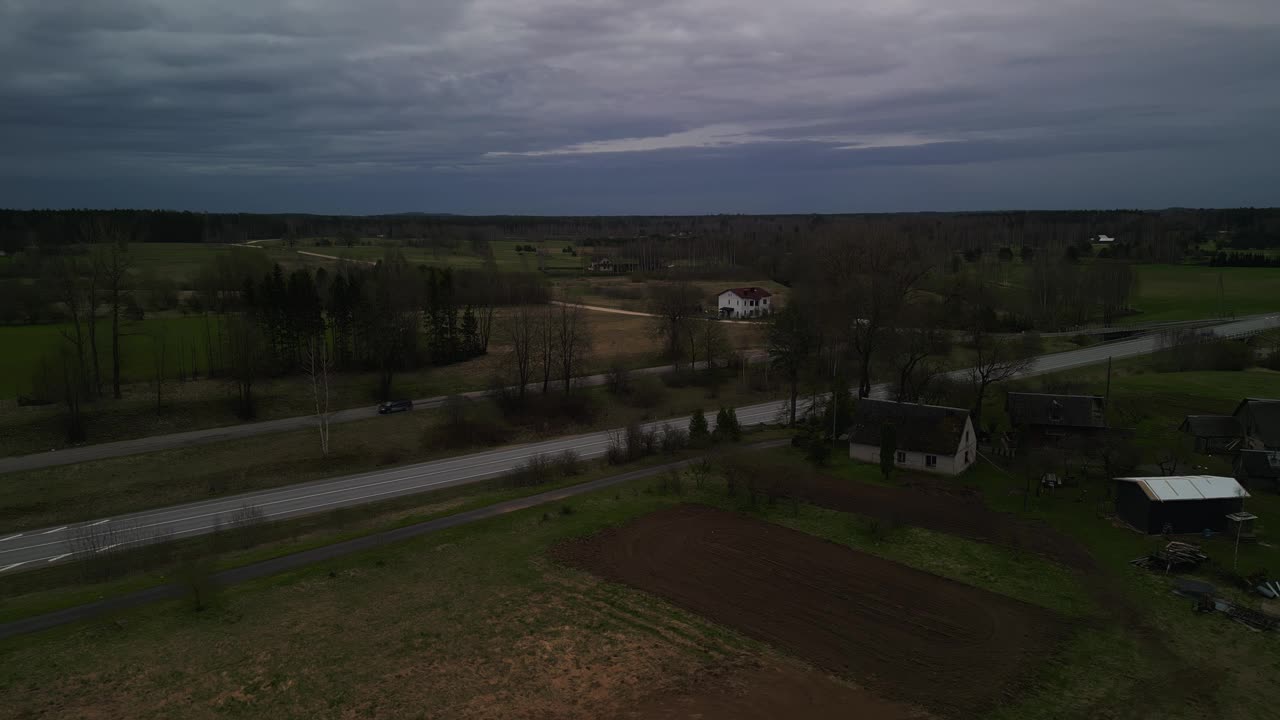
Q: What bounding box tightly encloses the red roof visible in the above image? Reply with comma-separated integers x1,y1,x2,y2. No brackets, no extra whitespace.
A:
722,287,772,300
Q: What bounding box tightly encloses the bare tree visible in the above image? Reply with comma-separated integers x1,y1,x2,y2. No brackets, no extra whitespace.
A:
885,324,951,402
97,235,133,399
504,305,538,401
224,312,264,419
768,302,816,426
821,238,929,397
649,282,701,371
554,302,591,394
538,304,556,394
50,255,89,398
967,330,1039,434
149,321,168,413
305,335,333,455
699,318,729,375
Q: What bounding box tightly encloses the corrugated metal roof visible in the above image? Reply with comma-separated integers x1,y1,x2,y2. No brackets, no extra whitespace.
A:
1116,475,1250,502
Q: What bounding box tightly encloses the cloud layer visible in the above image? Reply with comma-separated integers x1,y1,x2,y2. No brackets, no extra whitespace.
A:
2,1,1278,212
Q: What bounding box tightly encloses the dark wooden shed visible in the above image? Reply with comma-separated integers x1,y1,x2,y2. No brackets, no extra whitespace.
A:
1114,475,1249,535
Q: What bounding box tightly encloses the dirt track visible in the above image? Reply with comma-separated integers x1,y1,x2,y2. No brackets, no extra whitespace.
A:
557,505,1069,718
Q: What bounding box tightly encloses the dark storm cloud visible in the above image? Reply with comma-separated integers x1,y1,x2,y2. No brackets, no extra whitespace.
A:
1,0,1278,212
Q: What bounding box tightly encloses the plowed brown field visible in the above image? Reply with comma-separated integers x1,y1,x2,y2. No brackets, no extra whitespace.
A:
556,505,1069,718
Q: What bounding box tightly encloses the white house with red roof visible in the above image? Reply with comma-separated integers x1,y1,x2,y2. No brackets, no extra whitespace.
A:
717,287,773,318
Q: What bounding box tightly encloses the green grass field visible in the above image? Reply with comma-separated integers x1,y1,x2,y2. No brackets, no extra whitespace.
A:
0,315,216,398
1126,264,1280,323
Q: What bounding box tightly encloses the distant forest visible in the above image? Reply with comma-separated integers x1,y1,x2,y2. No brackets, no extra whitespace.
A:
3,207,1279,283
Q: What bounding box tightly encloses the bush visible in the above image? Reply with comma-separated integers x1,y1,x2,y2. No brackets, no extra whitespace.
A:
1263,349,1280,371
629,375,666,408
659,423,689,453
688,409,711,448
506,454,556,487
714,407,741,442
556,449,584,476
606,362,632,396
661,370,695,388
430,396,511,449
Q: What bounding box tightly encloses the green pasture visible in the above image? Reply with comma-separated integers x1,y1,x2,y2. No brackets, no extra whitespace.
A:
0,315,216,398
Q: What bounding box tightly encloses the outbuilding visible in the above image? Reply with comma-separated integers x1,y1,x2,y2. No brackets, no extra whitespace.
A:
1114,475,1250,534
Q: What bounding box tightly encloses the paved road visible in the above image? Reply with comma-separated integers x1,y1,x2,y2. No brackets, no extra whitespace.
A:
0,358,757,476
0,441,790,640
1,313,1275,575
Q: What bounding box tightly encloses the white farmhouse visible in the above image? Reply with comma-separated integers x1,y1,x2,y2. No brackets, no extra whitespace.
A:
717,287,772,318
848,399,977,476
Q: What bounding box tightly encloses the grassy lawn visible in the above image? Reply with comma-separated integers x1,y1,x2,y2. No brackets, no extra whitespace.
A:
0,376,785,532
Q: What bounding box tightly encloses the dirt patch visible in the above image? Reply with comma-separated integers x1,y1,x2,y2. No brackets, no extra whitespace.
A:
555,505,1070,718
625,661,930,720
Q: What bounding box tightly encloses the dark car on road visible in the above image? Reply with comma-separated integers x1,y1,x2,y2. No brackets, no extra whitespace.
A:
377,399,414,414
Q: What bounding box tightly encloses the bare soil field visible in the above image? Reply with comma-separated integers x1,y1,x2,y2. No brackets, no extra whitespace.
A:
556,505,1070,717
626,662,927,720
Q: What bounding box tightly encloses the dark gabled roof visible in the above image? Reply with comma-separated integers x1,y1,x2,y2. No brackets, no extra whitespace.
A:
1236,451,1280,479
849,399,971,456
1006,393,1105,428
1233,398,1280,449
722,286,772,300
1179,415,1242,439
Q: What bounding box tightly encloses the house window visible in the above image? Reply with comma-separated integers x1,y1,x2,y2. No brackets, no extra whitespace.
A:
895,451,906,463
926,455,938,468
964,450,970,463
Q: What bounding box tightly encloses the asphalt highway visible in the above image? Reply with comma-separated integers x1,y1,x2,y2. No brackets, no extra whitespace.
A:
1,312,1275,574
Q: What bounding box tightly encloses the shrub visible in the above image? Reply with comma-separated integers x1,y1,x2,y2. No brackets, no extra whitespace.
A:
556,449,584,476
688,409,711,448
629,375,666,408
606,362,632,396
605,432,628,465
659,423,689,453
714,407,741,442
506,454,555,487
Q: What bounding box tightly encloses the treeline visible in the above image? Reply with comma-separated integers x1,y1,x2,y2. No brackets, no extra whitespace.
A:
28,243,551,437
6,208,1279,273
1208,251,1280,268
198,252,548,415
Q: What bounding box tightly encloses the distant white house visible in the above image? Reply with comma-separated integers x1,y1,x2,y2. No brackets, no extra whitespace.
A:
717,287,772,318
848,399,977,476
1095,234,1115,243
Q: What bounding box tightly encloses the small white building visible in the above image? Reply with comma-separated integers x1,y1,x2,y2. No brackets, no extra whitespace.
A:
1095,234,1115,243
717,287,772,318
848,399,977,476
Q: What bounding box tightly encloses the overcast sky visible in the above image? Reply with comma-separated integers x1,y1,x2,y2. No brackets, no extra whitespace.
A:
2,1,1278,214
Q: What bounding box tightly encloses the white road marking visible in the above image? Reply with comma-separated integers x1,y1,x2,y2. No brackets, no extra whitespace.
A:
0,562,28,573
89,519,109,527
47,553,70,563
41,526,66,534
99,544,118,552
0,534,23,542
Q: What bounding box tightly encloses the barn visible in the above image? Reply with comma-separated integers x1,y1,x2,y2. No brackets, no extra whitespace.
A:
1114,475,1250,534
